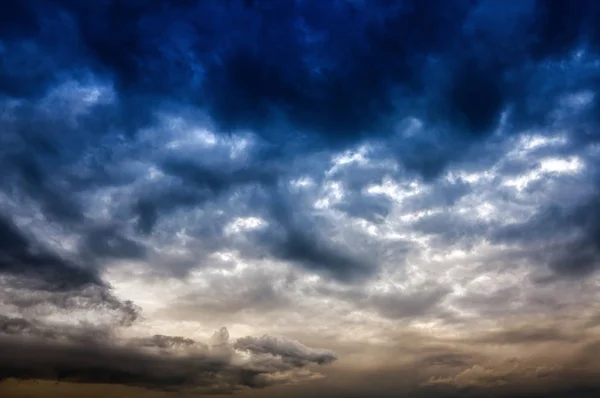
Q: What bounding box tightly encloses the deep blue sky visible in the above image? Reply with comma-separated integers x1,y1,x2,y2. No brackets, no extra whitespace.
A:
1,1,600,397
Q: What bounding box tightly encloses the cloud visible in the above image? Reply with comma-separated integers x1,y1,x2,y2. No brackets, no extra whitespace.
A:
471,326,577,345
312,281,451,322
0,323,337,393
2,0,598,173
253,190,380,282
0,214,100,290
1,0,600,287
0,282,139,328
163,267,292,323
490,187,600,277
422,360,556,389
234,335,338,366
367,285,452,320
2,2,600,397
0,212,139,329
80,224,147,261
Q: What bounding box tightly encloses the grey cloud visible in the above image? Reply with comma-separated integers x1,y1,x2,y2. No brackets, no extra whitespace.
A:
3,4,600,397
336,192,393,223
133,199,158,235
0,214,100,290
0,334,234,391
410,212,489,248
0,282,139,327
160,158,276,194
167,269,291,322
234,335,338,366
268,227,372,282
491,205,571,245
81,225,147,261
401,178,472,213
420,352,475,368
327,157,397,222
328,159,393,194
2,0,600,291
450,286,523,318
2,156,84,225
216,330,600,398
0,316,49,338
132,162,392,283
134,156,276,235
314,282,451,321
255,192,377,282
0,214,139,329
131,334,205,351
423,361,546,389
368,286,452,320
0,322,337,393
491,192,600,277
471,327,578,345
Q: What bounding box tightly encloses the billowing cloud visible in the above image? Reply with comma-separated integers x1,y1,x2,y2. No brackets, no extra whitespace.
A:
0,322,336,393
2,1,600,397
234,335,338,366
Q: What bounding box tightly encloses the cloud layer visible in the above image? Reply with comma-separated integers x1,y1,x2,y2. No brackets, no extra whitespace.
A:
0,320,335,394
2,0,600,397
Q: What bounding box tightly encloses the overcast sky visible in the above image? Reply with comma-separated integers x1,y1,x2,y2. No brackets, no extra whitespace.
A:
1,1,600,397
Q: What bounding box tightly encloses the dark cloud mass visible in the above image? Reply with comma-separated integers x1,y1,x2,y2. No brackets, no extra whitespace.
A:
0,214,99,290
2,0,600,397
0,322,335,393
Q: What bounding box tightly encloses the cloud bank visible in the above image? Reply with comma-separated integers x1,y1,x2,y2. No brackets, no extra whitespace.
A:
0,320,335,394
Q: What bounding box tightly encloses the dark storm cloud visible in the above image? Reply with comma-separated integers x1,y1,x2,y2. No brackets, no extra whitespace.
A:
2,0,599,169
131,334,199,350
259,193,377,282
0,333,233,391
0,282,140,327
260,223,372,282
4,3,600,397
80,225,147,261
0,316,48,338
132,154,278,234
0,210,138,327
1,156,84,224
1,0,600,285
0,214,99,290
0,323,337,393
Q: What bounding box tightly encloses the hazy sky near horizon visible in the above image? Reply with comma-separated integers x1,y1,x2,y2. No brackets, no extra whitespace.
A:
1,1,600,397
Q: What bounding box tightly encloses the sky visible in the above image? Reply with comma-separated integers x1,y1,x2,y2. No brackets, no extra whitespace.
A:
1,0,600,397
